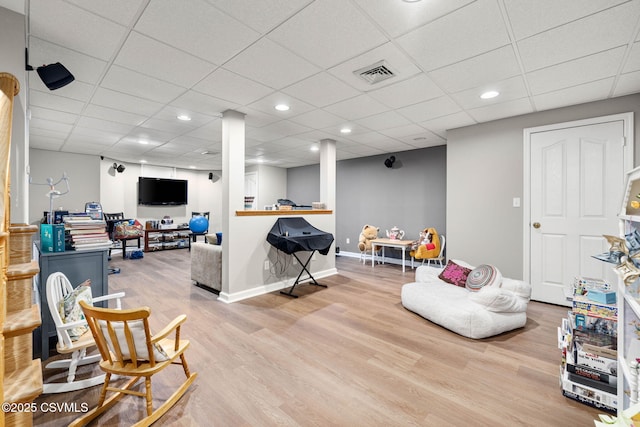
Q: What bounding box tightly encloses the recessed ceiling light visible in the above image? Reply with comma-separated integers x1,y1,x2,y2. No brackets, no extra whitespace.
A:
480,90,499,99
402,0,422,2
274,104,290,111
177,114,192,121
140,160,147,163
138,139,149,145
256,158,265,163
189,165,196,169
310,144,320,152
340,128,352,134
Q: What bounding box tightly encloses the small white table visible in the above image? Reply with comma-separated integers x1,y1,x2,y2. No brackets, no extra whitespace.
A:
370,238,414,273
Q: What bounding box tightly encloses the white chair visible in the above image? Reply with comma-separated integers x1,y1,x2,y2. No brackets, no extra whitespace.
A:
425,234,446,267
43,272,125,394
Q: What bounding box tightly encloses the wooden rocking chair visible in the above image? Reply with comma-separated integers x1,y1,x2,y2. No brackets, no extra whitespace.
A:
71,301,197,427
44,272,125,394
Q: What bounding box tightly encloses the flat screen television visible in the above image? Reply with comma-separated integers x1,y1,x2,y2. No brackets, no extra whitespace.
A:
138,177,188,205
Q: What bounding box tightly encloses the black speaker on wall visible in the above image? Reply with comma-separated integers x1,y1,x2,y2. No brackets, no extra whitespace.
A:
36,63,75,90
25,48,75,91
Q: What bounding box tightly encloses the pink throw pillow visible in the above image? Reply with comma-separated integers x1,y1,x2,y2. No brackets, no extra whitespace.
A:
438,260,472,287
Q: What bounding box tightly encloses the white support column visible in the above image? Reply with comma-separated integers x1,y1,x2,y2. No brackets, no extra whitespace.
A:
319,138,336,210
221,109,245,297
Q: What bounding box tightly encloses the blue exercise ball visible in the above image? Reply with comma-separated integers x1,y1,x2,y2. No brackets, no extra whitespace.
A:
189,215,209,234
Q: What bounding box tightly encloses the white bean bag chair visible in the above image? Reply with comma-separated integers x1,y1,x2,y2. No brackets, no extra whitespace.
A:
401,260,531,339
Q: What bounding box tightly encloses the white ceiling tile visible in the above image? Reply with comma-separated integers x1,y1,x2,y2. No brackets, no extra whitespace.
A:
282,72,360,108
355,111,411,131
224,38,319,90
367,74,444,109
259,120,312,138
517,1,640,71
328,42,421,92
467,97,534,123
29,135,64,151
504,0,630,40
125,127,178,144
246,92,316,118
91,87,164,116
534,78,614,111
623,42,640,73
30,79,94,102
528,47,625,95
613,70,640,97
397,96,461,122
184,120,223,142
324,95,389,121
420,111,477,137
115,31,217,88
352,0,475,38
171,91,236,116
194,68,274,105
65,0,146,25
29,90,85,114
29,126,70,140
236,107,281,128
379,124,428,139
75,117,135,135
169,135,216,148
345,131,392,145
29,117,73,134
208,0,312,34
29,0,127,60
397,0,510,71
0,0,24,14
69,126,122,144
138,118,192,137
61,142,108,155
29,106,78,124
428,45,521,94
134,0,260,64
152,106,218,127
451,76,528,110
83,104,147,126
101,65,186,104
289,109,345,130
29,38,108,85
268,0,387,68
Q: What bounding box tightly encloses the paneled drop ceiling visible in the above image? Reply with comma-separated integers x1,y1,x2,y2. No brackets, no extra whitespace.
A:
2,0,640,170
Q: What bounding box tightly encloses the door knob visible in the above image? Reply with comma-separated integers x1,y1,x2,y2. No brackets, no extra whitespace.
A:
532,222,541,229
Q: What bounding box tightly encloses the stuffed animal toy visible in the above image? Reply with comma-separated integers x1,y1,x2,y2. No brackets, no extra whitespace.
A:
410,227,440,259
358,224,379,252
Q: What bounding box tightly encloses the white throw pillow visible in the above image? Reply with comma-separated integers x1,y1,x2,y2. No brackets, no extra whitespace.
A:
98,319,168,362
466,264,503,292
469,286,527,313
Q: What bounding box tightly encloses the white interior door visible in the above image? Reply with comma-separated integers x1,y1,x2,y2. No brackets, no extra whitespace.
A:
528,117,631,305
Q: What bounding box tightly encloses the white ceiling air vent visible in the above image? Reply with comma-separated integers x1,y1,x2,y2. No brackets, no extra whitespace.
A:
354,60,396,85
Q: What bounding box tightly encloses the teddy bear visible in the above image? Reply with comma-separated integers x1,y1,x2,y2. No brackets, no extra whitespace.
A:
410,227,440,259
358,224,379,252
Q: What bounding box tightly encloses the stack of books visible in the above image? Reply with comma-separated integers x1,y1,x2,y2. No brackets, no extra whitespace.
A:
559,277,618,413
63,215,111,251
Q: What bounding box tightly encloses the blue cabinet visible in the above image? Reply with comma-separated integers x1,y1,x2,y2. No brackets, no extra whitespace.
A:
33,243,108,360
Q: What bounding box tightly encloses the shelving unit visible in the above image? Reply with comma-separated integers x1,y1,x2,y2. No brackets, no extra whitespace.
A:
143,227,191,252
615,165,640,416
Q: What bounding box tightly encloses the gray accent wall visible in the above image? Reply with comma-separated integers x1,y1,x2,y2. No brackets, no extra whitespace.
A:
288,146,447,255
447,93,640,280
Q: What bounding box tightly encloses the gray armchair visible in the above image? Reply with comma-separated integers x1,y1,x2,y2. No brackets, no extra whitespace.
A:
190,241,221,293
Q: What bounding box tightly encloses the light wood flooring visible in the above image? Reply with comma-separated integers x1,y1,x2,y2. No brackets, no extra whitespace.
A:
34,250,602,426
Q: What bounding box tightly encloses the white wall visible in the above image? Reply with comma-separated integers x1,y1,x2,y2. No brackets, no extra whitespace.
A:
447,93,640,279
1,6,28,223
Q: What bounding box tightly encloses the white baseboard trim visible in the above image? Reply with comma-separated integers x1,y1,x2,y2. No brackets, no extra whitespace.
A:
217,267,339,304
